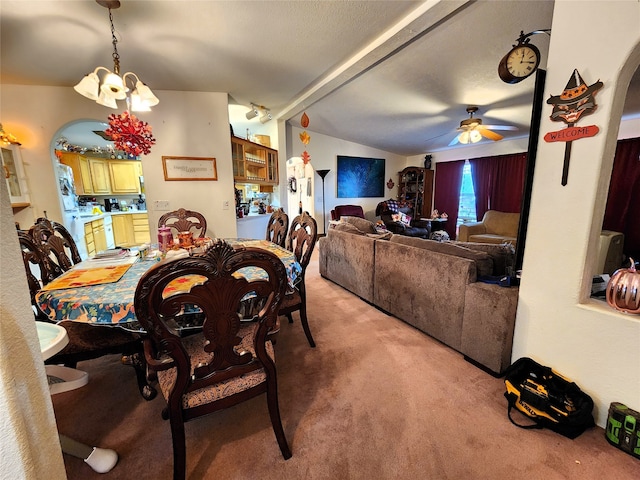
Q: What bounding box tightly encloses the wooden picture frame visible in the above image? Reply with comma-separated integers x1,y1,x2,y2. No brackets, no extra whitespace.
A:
162,156,218,181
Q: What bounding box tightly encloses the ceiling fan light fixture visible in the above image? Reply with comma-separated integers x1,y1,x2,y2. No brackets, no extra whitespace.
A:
469,129,482,143
458,131,471,144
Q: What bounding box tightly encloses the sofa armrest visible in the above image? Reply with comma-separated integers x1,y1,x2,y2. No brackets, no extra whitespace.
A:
458,222,487,242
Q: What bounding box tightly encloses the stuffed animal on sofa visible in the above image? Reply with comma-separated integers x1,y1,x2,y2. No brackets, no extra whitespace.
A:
375,199,430,238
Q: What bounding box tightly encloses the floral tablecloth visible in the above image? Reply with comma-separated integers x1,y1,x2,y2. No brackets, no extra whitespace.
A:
35,239,301,332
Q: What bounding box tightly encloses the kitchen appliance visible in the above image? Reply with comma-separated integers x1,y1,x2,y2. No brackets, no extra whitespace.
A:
103,214,115,250
56,162,87,259
103,198,119,212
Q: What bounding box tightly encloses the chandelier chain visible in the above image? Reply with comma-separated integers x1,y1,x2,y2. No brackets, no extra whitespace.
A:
108,8,120,74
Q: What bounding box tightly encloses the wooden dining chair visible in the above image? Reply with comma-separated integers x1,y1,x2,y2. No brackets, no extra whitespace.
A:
158,208,208,238
265,207,289,247
134,239,292,480
280,211,318,347
23,220,156,400
29,217,82,277
18,230,53,317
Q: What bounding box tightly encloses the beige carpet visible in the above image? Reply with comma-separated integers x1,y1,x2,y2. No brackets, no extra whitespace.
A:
52,243,640,479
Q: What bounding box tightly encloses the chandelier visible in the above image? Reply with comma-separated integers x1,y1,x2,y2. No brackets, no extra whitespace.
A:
73,0,158,111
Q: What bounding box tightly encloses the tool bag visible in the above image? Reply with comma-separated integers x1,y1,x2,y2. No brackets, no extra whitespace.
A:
504,357,595,439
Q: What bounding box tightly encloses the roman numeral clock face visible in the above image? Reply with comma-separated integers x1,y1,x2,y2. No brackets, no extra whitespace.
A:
498,43,541,84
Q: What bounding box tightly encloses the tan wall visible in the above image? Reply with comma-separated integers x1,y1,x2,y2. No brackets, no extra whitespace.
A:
1,86,238,238
513,1,640,427
0,180,67,479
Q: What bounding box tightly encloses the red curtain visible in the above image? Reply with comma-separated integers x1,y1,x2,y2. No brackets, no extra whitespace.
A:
434,160,464,239
602,137,640,259
469,152,527,220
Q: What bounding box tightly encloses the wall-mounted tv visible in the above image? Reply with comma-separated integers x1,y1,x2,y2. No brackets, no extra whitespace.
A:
336,155,385,198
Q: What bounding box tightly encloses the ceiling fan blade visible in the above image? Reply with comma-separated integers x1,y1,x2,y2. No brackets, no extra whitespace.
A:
483,124,518,131
448,134,461,146
477,127,503,142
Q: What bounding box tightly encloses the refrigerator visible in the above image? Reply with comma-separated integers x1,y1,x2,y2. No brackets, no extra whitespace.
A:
56,162,88,260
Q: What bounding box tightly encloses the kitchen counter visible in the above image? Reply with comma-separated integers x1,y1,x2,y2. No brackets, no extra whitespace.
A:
77,210,148,223
236,212,271,239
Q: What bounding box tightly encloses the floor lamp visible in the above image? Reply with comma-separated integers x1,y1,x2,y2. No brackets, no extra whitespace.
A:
316,169,330,235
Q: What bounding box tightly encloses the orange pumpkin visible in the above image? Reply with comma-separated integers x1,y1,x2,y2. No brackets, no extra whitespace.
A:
606,258,640,314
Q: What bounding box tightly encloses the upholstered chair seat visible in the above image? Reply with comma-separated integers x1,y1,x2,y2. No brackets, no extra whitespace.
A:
157,324,275,409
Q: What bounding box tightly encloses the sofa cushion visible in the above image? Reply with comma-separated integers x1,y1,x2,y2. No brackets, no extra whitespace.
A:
390,235,494,277
332,222,366,235
453,241,515,275
340,216,378,234
366,231,393,240
468,234,516,247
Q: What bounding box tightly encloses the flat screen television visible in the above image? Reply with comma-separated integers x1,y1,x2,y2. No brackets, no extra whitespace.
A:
336,155,385,198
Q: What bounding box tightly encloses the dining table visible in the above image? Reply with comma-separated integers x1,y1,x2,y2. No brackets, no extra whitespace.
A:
35,238,302,333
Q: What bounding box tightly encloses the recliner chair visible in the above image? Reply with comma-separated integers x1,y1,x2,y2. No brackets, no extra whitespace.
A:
375,199,430,238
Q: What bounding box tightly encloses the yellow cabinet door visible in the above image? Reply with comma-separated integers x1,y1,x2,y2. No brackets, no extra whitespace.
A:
89,158,111,194
59,153,94,195
84,222,96,257
132,213,151,244
92,219,107,253
109,161,141,194
112,214,134,246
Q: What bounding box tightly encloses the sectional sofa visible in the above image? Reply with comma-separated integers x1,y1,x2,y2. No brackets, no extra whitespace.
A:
319,217,519,375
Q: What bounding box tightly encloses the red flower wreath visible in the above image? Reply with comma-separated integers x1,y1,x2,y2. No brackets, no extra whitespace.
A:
105,111,156,156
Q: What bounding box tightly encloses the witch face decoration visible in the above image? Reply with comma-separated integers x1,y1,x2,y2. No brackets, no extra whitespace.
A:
547,69,603,124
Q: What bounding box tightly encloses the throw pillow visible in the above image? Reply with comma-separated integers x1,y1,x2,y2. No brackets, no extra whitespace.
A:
391,212,412,226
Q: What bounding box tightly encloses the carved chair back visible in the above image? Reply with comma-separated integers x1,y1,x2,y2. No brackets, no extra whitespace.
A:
29,217,81,277
134,239,291,479
266,208,289,247
158,208,208,238
286,211,318,276
18,230,52,312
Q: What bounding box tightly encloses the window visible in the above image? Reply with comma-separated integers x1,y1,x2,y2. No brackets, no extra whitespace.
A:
456,160,476,231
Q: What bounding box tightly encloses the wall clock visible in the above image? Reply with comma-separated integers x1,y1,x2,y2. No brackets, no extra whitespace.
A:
498,39,541,84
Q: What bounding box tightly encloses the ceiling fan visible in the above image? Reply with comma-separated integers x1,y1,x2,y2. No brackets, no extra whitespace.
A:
449,106,517,146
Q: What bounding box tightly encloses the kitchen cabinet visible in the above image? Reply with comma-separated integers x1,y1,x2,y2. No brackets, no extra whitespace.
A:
397,167,434,219
132,213,151,244
59,152,93,195
109,160,142,194
112,213,134,246
232,136,278,185
89,158,111,194
84,218,106,257
1,143,31,207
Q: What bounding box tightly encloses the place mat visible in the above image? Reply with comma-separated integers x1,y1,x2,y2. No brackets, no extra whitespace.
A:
41,263,134,291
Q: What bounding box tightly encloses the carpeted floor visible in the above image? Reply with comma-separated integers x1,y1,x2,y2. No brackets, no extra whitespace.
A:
52,242,640,479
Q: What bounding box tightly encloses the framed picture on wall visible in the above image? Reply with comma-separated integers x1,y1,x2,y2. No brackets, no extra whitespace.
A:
162,156,218,181
336,155,385,198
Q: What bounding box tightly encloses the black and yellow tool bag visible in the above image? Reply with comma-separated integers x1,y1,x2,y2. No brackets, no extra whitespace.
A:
504,357,595,439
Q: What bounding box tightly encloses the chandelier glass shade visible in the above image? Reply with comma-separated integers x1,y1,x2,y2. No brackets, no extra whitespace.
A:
74,3,158,111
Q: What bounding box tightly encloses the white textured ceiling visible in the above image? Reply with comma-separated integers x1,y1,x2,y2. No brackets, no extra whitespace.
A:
1,1,638,155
